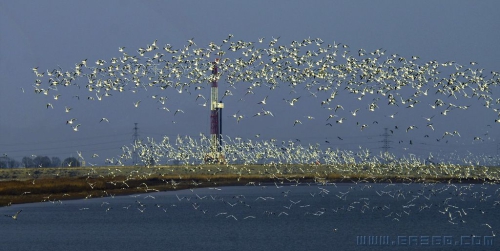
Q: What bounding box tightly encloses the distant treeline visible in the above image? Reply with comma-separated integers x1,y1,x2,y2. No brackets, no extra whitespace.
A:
0,156,81,168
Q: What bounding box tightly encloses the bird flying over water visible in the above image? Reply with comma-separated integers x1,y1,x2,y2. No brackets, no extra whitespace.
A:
5,210,22,220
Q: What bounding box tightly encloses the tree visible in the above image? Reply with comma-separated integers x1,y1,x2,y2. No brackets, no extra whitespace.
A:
62,157,80,167
51,157,61,167
0,157,10,168
0,157,7,168
22,157,35,168
33,156,51,168
0,157,20,168
8,158,19,168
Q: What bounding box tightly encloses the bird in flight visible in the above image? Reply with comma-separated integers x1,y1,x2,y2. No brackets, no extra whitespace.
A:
406,125,417,132
286,97,300,106
5,210,22,220
196,94,205,101
73,124,81,131
236,115,244,123
258,95,268,105
222,90,233,99
334,105,344,112
174,109,184,116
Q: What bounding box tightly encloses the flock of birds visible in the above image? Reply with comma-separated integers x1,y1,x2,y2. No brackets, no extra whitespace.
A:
31,35,499,142
110,180,496,236
4,173,499,240
105,133,499,177
5,36,500,248
26,34,500,190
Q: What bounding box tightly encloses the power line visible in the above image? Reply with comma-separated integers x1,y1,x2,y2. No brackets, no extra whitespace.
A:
380,127,392,163
132,123,139,165
1,139,130,155
381,127,391,153
0,132,131,147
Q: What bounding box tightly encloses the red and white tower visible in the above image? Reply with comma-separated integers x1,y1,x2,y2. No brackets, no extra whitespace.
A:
206,59,225,163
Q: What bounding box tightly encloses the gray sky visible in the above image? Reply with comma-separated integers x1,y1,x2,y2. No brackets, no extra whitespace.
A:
1,0,499,165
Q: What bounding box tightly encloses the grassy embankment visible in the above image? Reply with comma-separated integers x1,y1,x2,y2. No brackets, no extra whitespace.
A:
0,164,497,207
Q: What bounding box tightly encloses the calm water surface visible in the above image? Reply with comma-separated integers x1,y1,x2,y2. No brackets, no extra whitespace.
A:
1,182,499,251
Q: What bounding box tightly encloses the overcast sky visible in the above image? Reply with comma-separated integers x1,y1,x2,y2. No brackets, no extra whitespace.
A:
1,0,499,165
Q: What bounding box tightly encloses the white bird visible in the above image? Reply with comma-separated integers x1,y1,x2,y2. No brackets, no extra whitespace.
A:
262,109,273,116
196,94,205,101
334,105,344,112
278,211,289,216
287,97,300,106
406,125,417,132
72,124,81,131
222,90,233,99
236,115,244,123
258,95,268,105
187,38,196,46
423,115,435,121
327,114,337,121
226,214,238,220
174,109,184,116
5,210,22,220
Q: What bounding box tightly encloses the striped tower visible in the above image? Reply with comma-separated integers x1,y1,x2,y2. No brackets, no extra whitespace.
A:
206,59,224,163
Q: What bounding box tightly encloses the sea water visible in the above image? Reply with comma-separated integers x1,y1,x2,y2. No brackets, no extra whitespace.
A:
1,182,498,251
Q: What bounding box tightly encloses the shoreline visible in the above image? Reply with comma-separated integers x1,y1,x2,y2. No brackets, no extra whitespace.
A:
1,164,499,207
